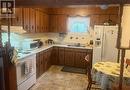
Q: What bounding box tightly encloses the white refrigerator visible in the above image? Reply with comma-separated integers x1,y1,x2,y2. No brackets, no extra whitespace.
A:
93,25,118,64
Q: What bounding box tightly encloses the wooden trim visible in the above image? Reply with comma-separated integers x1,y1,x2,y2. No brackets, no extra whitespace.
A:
119,49,126,90
116,4,123,49
15,0,121,7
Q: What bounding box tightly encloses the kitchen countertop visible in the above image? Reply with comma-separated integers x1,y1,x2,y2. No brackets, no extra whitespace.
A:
17,44,93,60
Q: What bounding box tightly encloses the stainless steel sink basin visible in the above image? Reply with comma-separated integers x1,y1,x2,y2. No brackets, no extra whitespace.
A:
67,44,86,47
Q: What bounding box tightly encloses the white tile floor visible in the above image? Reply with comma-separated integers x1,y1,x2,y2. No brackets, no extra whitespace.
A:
29,65,99,90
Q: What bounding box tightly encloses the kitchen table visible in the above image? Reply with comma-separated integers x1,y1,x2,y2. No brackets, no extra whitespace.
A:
92,62,130,90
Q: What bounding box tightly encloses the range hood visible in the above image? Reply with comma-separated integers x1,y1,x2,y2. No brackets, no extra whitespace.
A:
1,25,27,34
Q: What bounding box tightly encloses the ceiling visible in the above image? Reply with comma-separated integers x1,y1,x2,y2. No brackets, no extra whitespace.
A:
15,0,129,7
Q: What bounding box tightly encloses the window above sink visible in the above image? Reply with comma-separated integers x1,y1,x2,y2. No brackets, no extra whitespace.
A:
67,16,90,33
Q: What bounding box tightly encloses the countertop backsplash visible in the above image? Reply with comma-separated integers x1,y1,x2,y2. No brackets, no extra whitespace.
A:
10,29,94,49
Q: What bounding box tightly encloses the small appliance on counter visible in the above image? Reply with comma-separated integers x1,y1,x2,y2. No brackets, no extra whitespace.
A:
22,39,42,50
33,39,43,48
45,39,55,45
89,40,93,45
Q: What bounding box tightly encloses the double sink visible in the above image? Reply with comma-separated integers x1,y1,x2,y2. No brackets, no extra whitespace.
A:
67,44,86,47
67,43,86,47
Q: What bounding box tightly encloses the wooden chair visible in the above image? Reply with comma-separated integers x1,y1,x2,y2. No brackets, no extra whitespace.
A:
125,59,130,68
85,55,100,90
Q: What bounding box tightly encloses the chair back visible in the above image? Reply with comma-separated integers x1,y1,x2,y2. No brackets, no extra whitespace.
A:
112,84,130,90
85,55,92,83
126,59,130,68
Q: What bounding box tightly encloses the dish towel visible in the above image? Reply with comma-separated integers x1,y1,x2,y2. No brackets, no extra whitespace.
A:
11,48,18,64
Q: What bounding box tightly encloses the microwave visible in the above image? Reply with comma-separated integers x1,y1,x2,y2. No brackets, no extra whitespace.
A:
22,40,39,50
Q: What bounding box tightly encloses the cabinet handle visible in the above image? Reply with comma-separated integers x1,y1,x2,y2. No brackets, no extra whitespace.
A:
16,16,19,22
37,26,39,29
25,25,28,29
45,27,47,31
32,26,34,30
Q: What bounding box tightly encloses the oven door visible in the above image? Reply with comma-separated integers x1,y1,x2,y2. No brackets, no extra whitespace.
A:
16,55,36,86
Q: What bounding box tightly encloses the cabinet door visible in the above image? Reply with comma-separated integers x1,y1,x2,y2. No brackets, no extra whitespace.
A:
51,47,59,65
46,48,52,70
40,12,45,32
36,53,40,78
64,48,75,66
12,8,23,26
49,15,67,32
90,15,99,27
39,11,43,32
109,15,118,25
59,47,65,65
49,15,57,32
44,14,49,32
98,15,109,25
42,13,49,32
58,15,67,32
74,49,87,68
35,10,40,33
42,50,47,72
39,51,44,76
23,8,30,32
86,50,93,69
29,8,36,33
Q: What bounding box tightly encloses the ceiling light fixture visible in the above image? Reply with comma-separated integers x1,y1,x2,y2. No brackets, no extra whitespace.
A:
100,5,109,10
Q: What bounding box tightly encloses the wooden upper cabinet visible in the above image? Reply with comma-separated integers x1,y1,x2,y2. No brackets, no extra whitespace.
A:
98,15,109,25
40,12,44,32
35,9,49,33
29,8,36,33
35,9,40,33
59,14,67,32
42,13,49,32
49,15,57,32
109,14,118,25
90,15,99,27
12,8,23,26
23,8,30,32
49,14,67,32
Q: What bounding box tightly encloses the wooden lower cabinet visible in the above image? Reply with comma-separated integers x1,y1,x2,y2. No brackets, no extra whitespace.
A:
59,47,65,65
64,48,92,68
36,52,40,78
45,48,52,70
74,50,87,68
64,48,75,66
36,48,52,78
74,49,93,68
51,47,92,68
36,47,92,78
51,47,59,65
